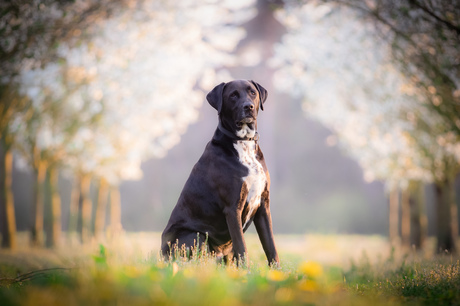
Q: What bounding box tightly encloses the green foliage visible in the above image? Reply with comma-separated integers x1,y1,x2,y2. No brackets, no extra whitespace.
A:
92,244,108,267
0,243,345,305
0,236,459,305
344,252,460,305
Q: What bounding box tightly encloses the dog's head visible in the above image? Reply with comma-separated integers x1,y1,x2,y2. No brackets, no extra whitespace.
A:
206,80,267,139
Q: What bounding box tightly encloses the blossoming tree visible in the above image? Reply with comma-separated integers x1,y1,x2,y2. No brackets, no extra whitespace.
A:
9,0,256,246
272,1,458,251
0,0,126,248
316,0,460,253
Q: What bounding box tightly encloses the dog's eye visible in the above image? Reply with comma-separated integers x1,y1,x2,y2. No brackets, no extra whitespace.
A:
250,90,256,95
230,92,237,98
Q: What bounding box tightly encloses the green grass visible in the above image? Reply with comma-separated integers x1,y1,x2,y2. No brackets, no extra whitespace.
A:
0,233,459,305
345,252,460,305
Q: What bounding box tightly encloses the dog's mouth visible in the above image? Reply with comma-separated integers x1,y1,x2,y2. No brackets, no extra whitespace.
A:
236,117,254,128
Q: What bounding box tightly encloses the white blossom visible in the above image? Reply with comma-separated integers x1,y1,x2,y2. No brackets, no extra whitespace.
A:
17,0,256,185
272,1,455,189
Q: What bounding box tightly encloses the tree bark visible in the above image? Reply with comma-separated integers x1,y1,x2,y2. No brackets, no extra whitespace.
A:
30,160,46,247
401,187,411,248
94,178,108,239
108,185,122,239
80,175,92,244
45,166,61,248
451,184,459,242
410,183,427,250
435,177,457,254
0,143,16,249
388,187,400,245
68,175,80,235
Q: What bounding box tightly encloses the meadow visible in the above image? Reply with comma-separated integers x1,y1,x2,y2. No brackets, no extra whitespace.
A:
0,232,459,305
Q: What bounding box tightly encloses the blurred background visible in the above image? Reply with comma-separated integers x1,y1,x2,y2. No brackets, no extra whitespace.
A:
1,0,459,253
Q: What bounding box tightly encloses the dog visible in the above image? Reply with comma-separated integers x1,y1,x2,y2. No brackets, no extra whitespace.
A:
161,79,279,266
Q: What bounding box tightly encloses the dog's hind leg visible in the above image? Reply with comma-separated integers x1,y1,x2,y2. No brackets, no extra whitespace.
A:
223,251,234,265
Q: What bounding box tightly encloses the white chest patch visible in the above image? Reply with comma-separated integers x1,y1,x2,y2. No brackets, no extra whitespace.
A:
234,139,267,229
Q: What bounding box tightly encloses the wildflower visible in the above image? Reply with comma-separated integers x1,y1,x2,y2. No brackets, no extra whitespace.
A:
226,268,247,279
298,261,323,278
298,279,319,292
267,270,288,282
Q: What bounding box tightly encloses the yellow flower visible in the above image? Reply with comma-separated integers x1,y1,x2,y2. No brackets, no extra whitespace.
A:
298,261,323,278
226,268,247,279
298,279,319,292
266,270,288,282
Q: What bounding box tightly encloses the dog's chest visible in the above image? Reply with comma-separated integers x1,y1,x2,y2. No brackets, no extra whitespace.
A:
233,141,266,228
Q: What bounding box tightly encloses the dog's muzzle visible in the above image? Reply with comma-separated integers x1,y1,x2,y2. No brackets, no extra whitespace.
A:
236,117,254,128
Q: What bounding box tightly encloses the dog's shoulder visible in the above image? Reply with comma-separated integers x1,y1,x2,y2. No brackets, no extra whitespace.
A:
189,138,247,181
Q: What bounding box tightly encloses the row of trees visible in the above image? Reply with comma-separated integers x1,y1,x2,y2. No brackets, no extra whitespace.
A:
1,0,123,249
2,0,458,253
0,0,256,248
273,0,460,252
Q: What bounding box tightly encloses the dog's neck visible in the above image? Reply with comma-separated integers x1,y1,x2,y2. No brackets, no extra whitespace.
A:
217,121,259,142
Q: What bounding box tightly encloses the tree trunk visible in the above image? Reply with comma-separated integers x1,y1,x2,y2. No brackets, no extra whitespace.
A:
452,188,459,242
45,166,61,248
388,187,400,245
80,175,92,244
0,143,16,249
410,183,427,250
435,177,457,254
108,185,122,240
30,160,46,247
68,175,80,235
401,188,411,248
94,178,108,239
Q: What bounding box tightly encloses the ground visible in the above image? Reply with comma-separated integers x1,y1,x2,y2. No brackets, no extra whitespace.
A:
0,232,459,305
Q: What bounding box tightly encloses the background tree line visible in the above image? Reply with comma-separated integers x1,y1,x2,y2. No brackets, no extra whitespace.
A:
274,0,460,252
1,0,459,254
0,0,254,248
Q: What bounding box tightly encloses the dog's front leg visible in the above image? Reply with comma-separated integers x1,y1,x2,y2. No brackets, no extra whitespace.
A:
224,207,248,265
254,194,280,266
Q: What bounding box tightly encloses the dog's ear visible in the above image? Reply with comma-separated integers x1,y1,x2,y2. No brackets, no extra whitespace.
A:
206,82,226,114
250,80,268,111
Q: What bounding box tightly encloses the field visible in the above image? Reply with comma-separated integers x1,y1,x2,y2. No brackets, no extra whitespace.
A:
1,232,459,305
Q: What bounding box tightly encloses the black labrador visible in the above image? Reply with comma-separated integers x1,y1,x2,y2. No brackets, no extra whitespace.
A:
161,80,279,266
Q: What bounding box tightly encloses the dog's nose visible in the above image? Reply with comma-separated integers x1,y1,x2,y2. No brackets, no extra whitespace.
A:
243,102,255,111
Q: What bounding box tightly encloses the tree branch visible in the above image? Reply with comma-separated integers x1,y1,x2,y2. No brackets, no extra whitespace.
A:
408,0,460,37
